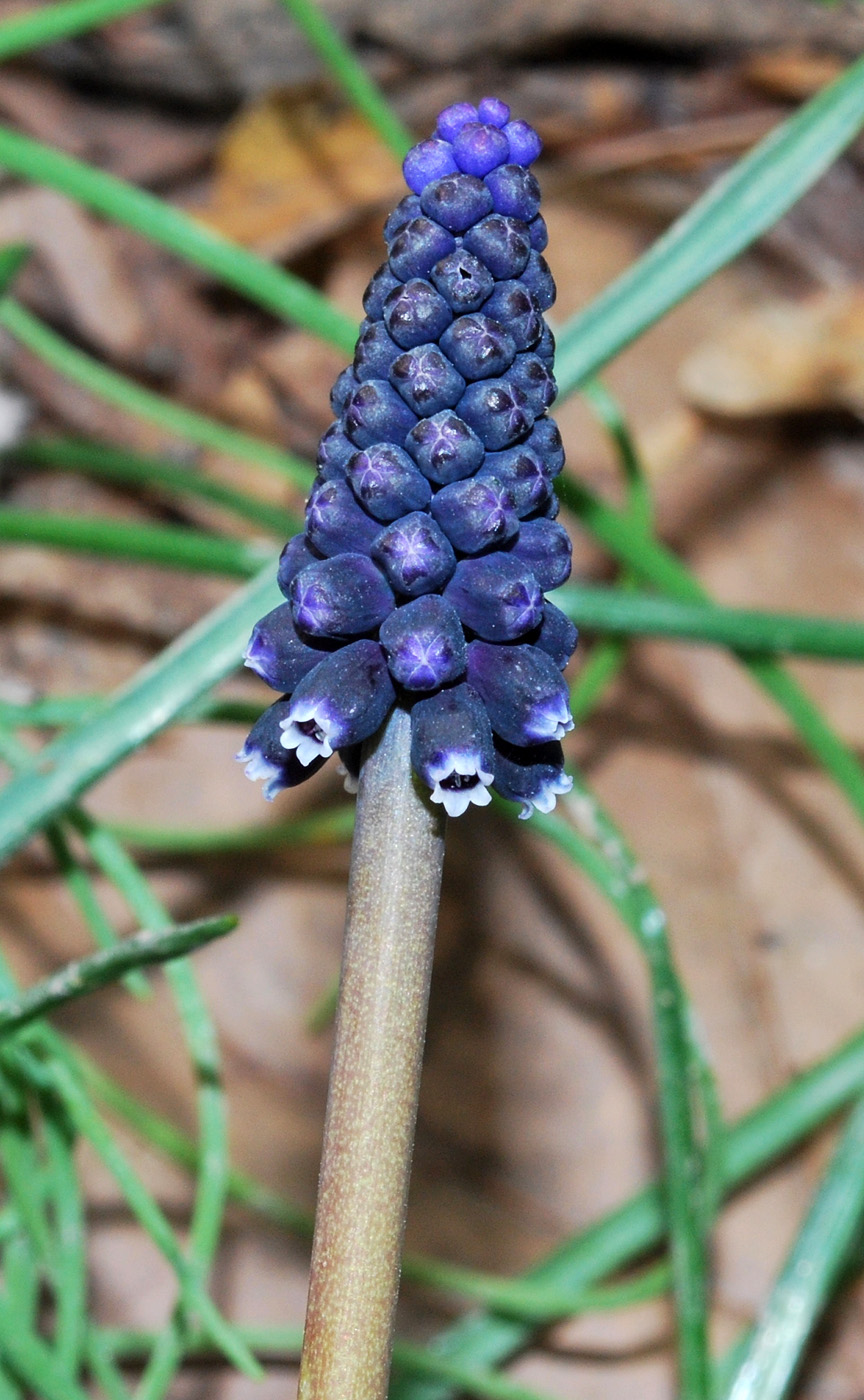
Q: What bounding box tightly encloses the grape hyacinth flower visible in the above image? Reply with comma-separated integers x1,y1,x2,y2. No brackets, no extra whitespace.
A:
240,98,576,818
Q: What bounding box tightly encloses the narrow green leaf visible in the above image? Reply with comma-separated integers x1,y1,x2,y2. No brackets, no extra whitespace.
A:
0,0,165,61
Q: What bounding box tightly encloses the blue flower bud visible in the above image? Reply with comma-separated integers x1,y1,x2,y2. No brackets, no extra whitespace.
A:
280,640,396,765
410,683,494,816
245,602,333,691
525,415,565,475
478,444,552,518
530,601,578,670
509,352,556,415
330,366,357,415
519,250,556,312
535,322,555,365
363,262,402,319
277,533,320,598
481,280,543,351
344,378,419,448
528,214,548,252
389,217,456,281
290,552,395,639
383,193,422,243
444,554,542,641
430,474,518,555
436,102,478,141
354,319,402,382
238,699,328,800
506,518,572,590
453,122,510,178
304,478,381,557
379,594,466,690
420,173,494,233
457,377,533,450
346,443,431,522
403,137,459,194
439,313,517,381
502,120,543,166
316,420,355,480
492,737,572,818
405,409,485,485
383,278,453,350
462,214,531,279
430,249,494,314
484,164,541,221
466,640,574,744
389,342,466,416
477,96,510,128
372,511,457,597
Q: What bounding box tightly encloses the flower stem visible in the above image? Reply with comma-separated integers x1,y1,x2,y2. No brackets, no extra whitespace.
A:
298,705,446,1400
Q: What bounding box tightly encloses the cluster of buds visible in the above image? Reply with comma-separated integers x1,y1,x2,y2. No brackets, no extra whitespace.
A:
240,98,577,818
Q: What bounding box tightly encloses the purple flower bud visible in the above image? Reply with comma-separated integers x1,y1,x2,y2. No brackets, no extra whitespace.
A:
363,262,402,319
431,474,518,555
530,601,579,670
492,737,572,818
379,594,466,690
410,683,494,817
389,342,466,416
354,319,401,382
453,121,510,178
502,119,543,166
479,444,552,518
519,250,556,312
481,280,543,351
383,278,453,351
484,164,541,221
527,214,548,252
372,511,456,597
277,533,319,598
506,518,572,590
280,640,395,764
477,96,510,128
383,193,422,243
420,173,494,233
304,478,382,558
444,554,542,641
467,640,574,745
457,377,533,450
436,102,478,142
346,443,431,523
534,490,560,520
405,409,485,485
526,415,565,475
238,699,328,800
389,217,456,281
431,249,494,314
245,602,333,691
403,137,460,194
316,420,355,480
535,322,555,365
330,366,357,416
510,352,557,415
290,552,394,639
343,378,419,449
462,214,531,280
439,314,517,382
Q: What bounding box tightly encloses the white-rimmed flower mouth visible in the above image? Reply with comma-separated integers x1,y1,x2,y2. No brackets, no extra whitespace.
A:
517,770,573,819
530,697,574,743
279,703,335,766
428,754,494,818
236,747,284,801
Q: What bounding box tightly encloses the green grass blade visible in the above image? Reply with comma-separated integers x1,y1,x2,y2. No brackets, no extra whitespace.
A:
0,128,355,351
40,1099,86,1379
109,806,356,854
725,1094,864,1400
277,0,412,159
554,54,864,396
0,563,282,865
0,0,165,61
0,299,313,485
0,1299,92,1400
0,507,272,576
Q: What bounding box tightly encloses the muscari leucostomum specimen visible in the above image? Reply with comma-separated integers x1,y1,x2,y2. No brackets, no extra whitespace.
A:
240,98,577,1400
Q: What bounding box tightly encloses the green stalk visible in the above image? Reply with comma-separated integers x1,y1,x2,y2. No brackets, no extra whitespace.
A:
0,0,165,61
0,129,356,352
0,507,272,576
0,915,237,1035
277,0,412,159
0,299,313,486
